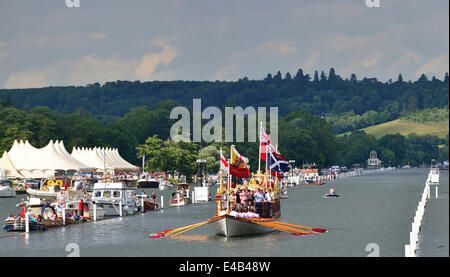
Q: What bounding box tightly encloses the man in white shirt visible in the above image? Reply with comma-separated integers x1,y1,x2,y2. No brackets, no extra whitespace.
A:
265,189,274,217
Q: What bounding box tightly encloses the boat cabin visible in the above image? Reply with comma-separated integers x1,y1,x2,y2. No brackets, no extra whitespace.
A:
92,182,136,205
176,183,190,197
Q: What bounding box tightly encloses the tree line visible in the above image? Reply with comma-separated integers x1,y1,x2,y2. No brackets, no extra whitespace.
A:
1,68,448,134
1,98,447,177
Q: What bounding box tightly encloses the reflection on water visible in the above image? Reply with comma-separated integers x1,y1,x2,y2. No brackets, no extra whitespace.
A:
0,169,448,257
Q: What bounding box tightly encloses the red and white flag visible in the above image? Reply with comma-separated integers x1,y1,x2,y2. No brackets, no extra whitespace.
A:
220,151,228,171
260,126,279,160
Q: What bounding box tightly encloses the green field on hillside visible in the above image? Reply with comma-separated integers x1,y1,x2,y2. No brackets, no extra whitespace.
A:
339,118,449,139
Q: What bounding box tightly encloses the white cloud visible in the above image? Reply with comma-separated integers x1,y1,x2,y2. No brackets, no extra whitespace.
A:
415,54,449,78
212,64,239,81
254,40,297,56
387,51,421,77
135,38,179,80
4,71,48,89
362,52,384,67
90,32,108,40
327,33,371,52
3,38,180,88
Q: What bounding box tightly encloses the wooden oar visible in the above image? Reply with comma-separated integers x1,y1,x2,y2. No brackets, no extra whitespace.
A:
253,221,316,235
271,221,327,233
150,217,221,238
167,221,210,238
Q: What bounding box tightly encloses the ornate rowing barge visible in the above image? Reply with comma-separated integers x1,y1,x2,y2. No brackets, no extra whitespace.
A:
209,170,282,237
208,215,277,237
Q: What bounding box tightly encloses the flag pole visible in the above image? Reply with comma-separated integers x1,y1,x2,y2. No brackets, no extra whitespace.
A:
275,144,278,191
219,147,223,194
227,158,231,215
265,140,268,174
258,121,262,175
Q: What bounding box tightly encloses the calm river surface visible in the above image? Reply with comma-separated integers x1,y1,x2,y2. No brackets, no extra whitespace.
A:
1,168,448,257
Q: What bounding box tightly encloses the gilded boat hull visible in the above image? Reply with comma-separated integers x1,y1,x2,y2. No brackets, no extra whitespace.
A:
208,215,276,237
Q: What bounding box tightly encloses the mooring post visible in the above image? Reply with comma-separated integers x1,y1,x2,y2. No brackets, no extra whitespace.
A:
161,195,164,209
405,245,410,257
62,207,66,226
141,196,145,213
93,203,97,221
119,200,123,217
25,211,30,233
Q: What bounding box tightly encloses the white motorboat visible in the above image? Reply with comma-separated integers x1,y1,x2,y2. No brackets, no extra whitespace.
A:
137,178,160,189
158,180,173,190
430,165,439,184
0,180,16,197
92,182,137,216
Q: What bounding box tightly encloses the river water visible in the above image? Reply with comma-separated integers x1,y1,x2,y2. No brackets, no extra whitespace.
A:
0,168,448,257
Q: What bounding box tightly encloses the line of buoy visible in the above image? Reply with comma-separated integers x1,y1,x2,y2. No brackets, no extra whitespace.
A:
404,170,435,257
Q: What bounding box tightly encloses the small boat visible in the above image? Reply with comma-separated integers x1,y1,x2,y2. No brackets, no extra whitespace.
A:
169,191,186,206
0,180,16,197
300,180,325,186
3,220,46,232
144,200,160,211
42,219,64,229
158,180,173,190
324,192,340,198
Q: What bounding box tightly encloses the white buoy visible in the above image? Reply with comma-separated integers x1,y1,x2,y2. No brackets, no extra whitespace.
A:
63,208,66,226
119,200,123,217
405,245,410,257
25,212,30,233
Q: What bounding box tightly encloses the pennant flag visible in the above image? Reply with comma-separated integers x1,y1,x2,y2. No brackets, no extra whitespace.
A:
268,151,290,173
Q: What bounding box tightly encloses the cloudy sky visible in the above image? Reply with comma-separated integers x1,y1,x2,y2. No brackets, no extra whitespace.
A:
0,0,448,89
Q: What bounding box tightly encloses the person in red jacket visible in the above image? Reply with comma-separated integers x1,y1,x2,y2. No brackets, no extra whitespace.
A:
78,200,84,217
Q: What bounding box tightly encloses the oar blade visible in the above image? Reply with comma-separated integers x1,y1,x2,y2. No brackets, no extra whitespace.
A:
312,228,327,233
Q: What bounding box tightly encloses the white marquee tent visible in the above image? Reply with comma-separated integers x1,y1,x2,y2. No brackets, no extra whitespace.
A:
0,151,23,178
5,140,138,178
71,147,139,172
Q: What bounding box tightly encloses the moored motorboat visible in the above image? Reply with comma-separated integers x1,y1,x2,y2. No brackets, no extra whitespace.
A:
137,178,160,189
0,184,16,198
92,181,137,216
